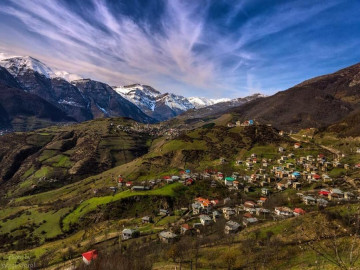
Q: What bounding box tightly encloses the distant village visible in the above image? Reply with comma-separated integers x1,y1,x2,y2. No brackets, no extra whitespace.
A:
83,131,360,265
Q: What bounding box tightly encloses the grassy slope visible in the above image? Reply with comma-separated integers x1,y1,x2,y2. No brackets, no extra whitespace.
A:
62,182,181,231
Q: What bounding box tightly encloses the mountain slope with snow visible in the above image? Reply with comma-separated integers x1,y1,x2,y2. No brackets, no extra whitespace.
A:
188,97,231,108
0,56,82,82
114,84,265,121
114,84,196,121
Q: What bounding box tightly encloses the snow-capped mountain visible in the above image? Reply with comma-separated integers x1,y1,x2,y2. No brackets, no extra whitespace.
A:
0,55,154,125
0,56,82,82
188,97,231,108
0,53,265,126
113,84,266,121
114,84,195,121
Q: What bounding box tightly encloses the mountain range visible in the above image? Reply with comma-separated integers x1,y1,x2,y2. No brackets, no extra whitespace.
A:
0,55,260,130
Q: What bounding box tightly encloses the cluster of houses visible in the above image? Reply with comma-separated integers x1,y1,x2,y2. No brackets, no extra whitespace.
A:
83,140,360,266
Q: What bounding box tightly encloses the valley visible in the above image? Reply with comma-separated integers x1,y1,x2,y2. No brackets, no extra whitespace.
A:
1,110,360,269
1,3,360,268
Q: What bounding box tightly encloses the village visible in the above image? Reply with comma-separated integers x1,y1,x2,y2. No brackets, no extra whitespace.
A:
81,136,360,265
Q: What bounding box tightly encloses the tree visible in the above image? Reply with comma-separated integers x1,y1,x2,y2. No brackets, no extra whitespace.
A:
299,210,360,270
222,248,238,270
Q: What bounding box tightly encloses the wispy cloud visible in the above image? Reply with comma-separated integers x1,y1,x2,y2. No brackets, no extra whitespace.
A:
0,0,359,98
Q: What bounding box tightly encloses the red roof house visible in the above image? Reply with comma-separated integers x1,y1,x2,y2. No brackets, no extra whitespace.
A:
319,190,330,196
82,250,98,265
293,208,306,215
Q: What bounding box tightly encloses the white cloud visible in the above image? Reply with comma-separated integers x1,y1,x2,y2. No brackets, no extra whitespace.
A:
0,0,348,98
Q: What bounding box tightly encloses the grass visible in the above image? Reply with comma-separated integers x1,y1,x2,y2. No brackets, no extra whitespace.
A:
329,168,346,178
162,140,207,153
33,166,52,178
0,206,71,243
156,215,180,226
62,183,182,231
246,144,278,158
46,154,72,168
22,166,36,179
38,150,58,162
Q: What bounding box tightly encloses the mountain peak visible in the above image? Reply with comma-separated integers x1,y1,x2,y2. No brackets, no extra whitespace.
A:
0,55,54,78
0,54,83,82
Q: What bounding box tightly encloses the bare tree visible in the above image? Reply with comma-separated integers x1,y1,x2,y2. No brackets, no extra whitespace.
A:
299,210,360,270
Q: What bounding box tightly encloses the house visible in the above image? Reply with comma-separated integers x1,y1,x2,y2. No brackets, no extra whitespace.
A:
131,186,149,191
317,198,328,207
224,220,241,234
82,250,98,265
330,188,344,197
181,224,192,235
311,173,321,182
118,176,125,187
279,147,285,152
294,143,301,149
196,197,213,213
159,209,170,216
303,196,316,205
292,182,301,190
142,216,152,224
159,231,178,243
277,183,286,191
225,177,236,186
275,207,293,217
126,181,133,187
322,174,332,182
255,208,270,216
293,208,306,216
213,210,221,221
109,186,117,193
122,229,138,240
318,189,330,197
261,188,270,195
223,208,236,220
257,197,267,206
292,172,301,179
243,217,258,226
192,202,202,215
185,178,194,186
200,215,212,226
244,201,256,210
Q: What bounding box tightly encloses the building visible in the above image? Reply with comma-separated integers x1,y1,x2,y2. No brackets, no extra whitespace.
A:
122,229,138,240
224,220,241,234
243,217,258,226
141,216,152,224
159,231,178,243
200,215,212,226
82,250,98,265
181,224,192,235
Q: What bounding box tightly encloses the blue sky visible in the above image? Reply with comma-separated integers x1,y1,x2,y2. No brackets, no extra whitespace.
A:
0,0,360,98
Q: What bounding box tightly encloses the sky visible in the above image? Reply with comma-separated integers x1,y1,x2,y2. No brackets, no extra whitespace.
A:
0,0,360,99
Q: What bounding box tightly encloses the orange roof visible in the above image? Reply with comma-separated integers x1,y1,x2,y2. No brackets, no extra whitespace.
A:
260,197,267,201
181,224,192,230
244,213,253,218
294,208,306,215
